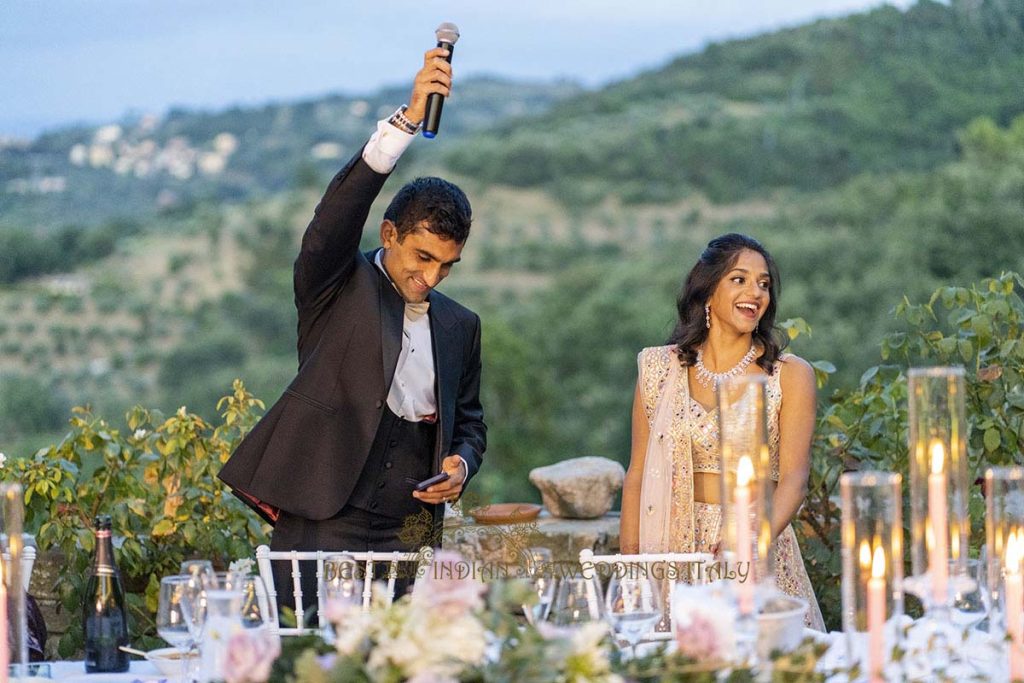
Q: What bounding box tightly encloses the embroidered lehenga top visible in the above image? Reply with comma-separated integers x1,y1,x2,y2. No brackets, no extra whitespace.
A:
637,344,825,630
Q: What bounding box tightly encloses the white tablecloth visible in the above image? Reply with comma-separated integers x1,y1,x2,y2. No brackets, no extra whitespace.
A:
47,661,161,683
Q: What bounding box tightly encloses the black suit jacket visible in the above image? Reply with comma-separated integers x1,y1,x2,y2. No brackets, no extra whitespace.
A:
218,148,486,525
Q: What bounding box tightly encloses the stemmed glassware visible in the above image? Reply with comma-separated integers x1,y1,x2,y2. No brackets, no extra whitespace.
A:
320,554,362,642
157,576,196,682
951,557,990,633
522,548,556,626
551,576,604,627
604,575,662,659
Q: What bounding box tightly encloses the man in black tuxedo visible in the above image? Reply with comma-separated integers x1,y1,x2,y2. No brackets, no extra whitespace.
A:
219,48,485,569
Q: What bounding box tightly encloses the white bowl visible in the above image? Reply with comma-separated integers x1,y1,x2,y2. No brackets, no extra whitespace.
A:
756,593,808,658
147,647,197,676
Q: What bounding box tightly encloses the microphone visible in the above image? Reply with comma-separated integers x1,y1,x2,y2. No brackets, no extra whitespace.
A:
422,22,460,139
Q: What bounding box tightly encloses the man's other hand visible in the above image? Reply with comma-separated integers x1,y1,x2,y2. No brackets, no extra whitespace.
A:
412,454,466,505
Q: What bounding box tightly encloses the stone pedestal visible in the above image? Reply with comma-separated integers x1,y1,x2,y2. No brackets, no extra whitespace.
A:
442,510,620,577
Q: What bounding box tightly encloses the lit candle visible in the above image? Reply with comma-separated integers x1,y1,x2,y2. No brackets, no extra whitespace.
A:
1006,531,1024,681
927,439,948,605
0,558,8,683
867,545,886,683
735,455,754,615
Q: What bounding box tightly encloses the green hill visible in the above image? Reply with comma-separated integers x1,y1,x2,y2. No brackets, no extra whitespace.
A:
444,0,1024,204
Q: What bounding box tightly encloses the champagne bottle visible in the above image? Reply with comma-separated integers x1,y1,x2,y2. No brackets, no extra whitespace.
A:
82,514,129,673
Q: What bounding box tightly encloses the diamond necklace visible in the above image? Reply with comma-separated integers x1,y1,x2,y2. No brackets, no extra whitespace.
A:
694,344,758,390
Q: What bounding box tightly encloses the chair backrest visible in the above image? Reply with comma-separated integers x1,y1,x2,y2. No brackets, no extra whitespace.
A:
255,545,430,637
578,549,715,641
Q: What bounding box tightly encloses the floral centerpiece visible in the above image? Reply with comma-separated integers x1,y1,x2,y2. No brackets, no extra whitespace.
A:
223,551,621,683
216,550,835,683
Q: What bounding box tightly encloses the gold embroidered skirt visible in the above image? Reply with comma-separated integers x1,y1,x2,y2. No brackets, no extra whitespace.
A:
691,501,825,631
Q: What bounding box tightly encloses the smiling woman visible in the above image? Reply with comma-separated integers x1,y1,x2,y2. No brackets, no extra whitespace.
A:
619,232,825,630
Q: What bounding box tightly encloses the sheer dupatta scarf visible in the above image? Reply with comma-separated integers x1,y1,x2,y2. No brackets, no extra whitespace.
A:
637,348,696,553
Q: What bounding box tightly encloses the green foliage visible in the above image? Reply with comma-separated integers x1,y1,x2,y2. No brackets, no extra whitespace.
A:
0,374,70,438
799,272,1024,629
4,380,268,656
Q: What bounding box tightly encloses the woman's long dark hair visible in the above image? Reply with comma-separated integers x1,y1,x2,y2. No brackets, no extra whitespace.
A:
667,233,786,373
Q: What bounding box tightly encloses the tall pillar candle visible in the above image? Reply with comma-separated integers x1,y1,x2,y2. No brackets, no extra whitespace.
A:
1006,531,1024,681
928,439,948,606
867,546,885,683
735,455,754,615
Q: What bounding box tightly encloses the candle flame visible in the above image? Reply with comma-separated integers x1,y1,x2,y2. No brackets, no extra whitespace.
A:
872,545,886,579
1008,530,1022,575
860,540,872,570
930,439,945,475
737,455,754,487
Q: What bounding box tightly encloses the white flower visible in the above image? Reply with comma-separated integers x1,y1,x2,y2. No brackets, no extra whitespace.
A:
133,429,148,440
0,453,6,468
228,558,254,574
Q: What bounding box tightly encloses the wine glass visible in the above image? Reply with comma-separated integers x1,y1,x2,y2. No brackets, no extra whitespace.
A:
524,572,557,626
951,558,989,633
320,554,362,642
551,576,604,627
180,560,214,584
238,575,276,632
522,547,556,625
157,576,195,682
604,575,662,659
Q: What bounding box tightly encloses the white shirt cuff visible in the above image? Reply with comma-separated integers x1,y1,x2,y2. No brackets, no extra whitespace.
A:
361,118,416,173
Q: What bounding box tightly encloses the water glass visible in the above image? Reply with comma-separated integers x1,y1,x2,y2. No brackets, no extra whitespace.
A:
551,576,603,627
238,575,275,632
605,575,661,658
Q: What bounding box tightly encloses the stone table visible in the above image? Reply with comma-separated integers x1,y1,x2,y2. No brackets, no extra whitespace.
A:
442,510,621,577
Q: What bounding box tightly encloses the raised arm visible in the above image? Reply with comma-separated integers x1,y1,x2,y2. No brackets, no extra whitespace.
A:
771,355,816,539
294,47,454,310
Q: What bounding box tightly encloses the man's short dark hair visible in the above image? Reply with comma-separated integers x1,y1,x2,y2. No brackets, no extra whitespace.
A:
383,177,472,243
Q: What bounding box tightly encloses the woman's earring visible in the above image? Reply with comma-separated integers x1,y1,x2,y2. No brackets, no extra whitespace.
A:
704,303,711,330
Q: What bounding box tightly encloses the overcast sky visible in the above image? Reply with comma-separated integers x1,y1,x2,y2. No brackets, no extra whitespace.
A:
1,0,914,138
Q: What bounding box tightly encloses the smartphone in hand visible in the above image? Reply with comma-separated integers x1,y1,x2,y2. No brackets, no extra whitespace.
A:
414,472,451,492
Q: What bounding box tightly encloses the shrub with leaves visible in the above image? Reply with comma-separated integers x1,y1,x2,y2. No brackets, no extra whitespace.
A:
5,379,269,656
798,272,1024,629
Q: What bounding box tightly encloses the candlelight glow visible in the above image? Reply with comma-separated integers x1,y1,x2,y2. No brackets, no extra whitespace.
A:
930,439,945,475
1008,530,1022,575
860,540,872,570
872,545,886,579
737,455,754,487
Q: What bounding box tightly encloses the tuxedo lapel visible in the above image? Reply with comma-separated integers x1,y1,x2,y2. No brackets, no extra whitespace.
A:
378,268,404,393
429,295,459,469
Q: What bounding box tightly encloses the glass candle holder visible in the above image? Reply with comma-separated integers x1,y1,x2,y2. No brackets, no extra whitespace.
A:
0,483,27,679
841,472,904,681
717,375,773,617
906,367,969,610
985,467,1024,629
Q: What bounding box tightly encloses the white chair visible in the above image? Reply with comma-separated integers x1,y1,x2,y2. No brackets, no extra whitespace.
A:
255,544,431,636
578,548,714,642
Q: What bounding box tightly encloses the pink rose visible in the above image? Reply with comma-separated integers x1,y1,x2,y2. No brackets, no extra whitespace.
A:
222,630,281,683
675,613,723,661
412,551,485,616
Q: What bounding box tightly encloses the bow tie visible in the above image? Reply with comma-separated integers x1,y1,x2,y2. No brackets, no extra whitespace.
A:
405,301,430,320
